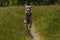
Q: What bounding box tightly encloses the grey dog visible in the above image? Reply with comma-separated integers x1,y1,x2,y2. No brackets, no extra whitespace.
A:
24,4,32,28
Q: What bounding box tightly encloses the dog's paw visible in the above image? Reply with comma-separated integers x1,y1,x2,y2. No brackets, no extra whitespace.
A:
24,20,26,24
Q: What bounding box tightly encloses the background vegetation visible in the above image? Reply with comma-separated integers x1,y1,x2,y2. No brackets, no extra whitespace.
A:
0,0,60,6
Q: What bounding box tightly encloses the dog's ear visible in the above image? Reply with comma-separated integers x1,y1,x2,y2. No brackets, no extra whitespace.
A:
25,4,27,7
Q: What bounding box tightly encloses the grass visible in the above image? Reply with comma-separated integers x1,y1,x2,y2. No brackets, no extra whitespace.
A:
32,5,60,40
0,6,31,40
0,5,60,40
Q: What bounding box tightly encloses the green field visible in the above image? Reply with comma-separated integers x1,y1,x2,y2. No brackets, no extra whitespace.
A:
32,5,60,40
0,5,60,40
0,6,31,40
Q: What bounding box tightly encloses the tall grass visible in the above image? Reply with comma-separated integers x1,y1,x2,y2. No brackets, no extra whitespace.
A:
0,5,60,40
32,5,60,40
0,6,31,40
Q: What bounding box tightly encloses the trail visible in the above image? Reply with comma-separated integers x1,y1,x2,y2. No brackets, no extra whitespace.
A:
30,24,40,40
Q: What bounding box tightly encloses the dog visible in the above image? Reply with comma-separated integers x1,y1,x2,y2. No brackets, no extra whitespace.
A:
24,4,32,27
24,4,33,38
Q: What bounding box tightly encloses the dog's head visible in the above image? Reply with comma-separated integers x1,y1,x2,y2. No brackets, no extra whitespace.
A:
26,7,31,11
25,5,32,12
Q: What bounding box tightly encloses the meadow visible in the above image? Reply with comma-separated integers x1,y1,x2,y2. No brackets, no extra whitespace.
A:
0,5,60,40
0,6,31,40
32,5,60,40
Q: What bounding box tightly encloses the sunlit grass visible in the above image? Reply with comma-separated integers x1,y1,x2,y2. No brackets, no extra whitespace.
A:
0,5,60,40
32,5,60,40
0,6,31,40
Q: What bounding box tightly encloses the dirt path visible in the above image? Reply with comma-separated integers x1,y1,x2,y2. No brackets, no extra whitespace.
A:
30,25,40,40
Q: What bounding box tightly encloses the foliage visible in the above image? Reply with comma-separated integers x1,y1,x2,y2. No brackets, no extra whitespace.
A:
0,0,60,6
